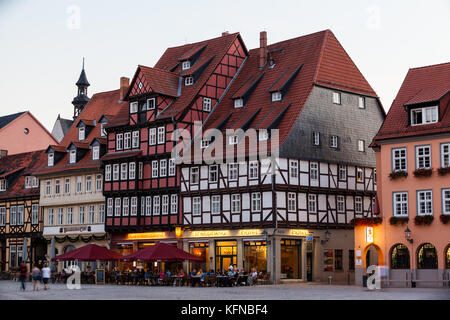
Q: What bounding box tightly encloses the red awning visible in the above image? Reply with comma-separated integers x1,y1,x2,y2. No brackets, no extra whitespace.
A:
51,244,123,262
121,242,203,262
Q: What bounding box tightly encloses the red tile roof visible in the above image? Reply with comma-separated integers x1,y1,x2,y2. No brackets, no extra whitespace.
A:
0,150,46,199
373,62,450,143
137,66,180,97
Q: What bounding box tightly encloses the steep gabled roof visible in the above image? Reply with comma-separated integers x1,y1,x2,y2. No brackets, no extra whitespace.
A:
0,112,25,129
373,62,450,143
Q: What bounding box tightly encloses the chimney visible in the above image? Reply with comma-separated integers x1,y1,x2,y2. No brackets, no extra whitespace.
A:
0,150,7,159
259,31,268,69
119,77,130,100
222,31,229,36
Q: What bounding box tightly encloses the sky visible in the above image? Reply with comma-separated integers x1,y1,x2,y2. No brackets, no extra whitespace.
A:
0,0,449,132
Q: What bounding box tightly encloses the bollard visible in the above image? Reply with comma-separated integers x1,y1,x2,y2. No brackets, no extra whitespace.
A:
328,275,332,285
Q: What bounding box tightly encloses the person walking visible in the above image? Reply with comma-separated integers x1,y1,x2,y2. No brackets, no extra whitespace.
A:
32,264,41,291
41,263,51,290
18,260,28,291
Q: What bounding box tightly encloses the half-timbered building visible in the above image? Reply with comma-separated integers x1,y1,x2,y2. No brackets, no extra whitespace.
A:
0,150,47,271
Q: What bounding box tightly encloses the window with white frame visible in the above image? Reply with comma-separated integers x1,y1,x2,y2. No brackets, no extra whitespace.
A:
67,207,73,225
145,196,152,216
10,206,16,226
78,127,85,141
153,196,160,215
129,162,136,180
160,159,167,177
271,91,282,102
185,76,194,86
98,204,105,223
79,206,85,224
392,148,407,171
337,195,345,213
100,123,107,137
116,133,123,150
149,128,156,145
330,136,339,149
190,167,199,184
200,139,209,149
193,197,201,216
171,194,178,214
229,135,238,145
130,102,138,113
289,160,298,179
152,161,158,178
209,165,218,183
228,163,238,181
441,143,450,168
249,161,259,179
182,60,191,70
393,192,408,217
131,197,137,216
416,145,431,169
48,153,54,167
203,97,212,111
87,205,94,223
442,189,450,215
251,193,261,212
96,174,102,191
417,190,433,216
333,92,341,104
231,194,241,213
308,194,317,213
121,163,128,180
288,193,296,212
147,98,156,110
17,205,24,225
310,162,319,181
313,132,320,146
258,130,268,141
357,168,364,182
168,158,176,176
411,106,438,126
0,207,6,226
157,127,165,144
107,198,113,216
45,180,51,195
124,132,131,150
234,98,243,108
113,164,119,181
141,197,145,216
86,176,92,192
115,198,121,216
55,179,61,195
57,208,64,225
338,165,347,181
122,197,129,216
92,146,100,160
139,162,143,179
105,165,111,181
355,196,363,213
48,208,54,226
358,96,366,109
162,195,169,215
358,140,365,152
25,176,38,189
211,195,220,214
132,131,140,148
69,150,76,164
0,179,6,191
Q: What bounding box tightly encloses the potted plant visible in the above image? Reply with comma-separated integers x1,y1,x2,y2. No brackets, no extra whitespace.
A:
413,168,433,177
389,216,409,225
440,214,450,224
437,166,450,176
414,215,434,225
350,217,383,227
389,170,408,179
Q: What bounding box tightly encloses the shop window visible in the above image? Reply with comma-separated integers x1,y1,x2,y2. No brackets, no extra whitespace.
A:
390,244,410,269
244,241,267,273
215,241,237,272
189,242,209,273
417,243,438,269
446,246,450,269
334,249,343,270
280,239,302,279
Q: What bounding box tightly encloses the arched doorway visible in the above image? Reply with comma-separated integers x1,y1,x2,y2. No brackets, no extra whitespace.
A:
417,243,438,269
390,244,410,269
365,244,381,267
445,245,450,269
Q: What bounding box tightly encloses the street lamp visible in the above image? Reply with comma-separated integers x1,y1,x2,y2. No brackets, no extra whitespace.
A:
404,226,413,244
321,230,331,245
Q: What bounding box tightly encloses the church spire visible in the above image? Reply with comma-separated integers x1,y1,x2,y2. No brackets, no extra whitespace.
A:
72,58,91,120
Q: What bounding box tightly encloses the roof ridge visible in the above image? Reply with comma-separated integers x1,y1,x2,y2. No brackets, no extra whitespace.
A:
165,32,239,50
409,61,450,71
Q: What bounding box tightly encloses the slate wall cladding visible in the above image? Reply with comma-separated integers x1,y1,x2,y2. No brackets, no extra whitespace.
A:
280,86,385,167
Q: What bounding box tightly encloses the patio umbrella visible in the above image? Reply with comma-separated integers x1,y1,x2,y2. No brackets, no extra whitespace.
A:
50,236,55,271
22,238,28,264
52,243,123,262
121,242,204,262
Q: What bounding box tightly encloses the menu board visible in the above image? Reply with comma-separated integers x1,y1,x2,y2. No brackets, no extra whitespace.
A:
95,269,105,285
323,249,334,272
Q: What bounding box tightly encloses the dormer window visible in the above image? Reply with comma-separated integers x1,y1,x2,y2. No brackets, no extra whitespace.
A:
185,76,194,86
182,61,191,70
200,139,210,149
25,176,38,189
234,98,244,108
69,150,76,164
48,153,54,167
0,179,7,191
147,98,156,110
271,91,282,102
203,97,212,111
229,135,238,145
411,106,438,126
92,146,100,160
100,123,107,137
78,127,85,141
130,102,138,114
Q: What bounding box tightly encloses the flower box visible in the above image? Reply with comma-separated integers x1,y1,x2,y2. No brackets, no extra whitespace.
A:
440,214,450,224
389,170,408,179
414,215,434,225
413,168,433,177
350,217,383,227
389,216,409,225
437,166,450,176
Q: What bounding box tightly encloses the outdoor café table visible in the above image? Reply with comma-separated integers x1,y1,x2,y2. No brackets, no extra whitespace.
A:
236,275,248,286
190,275,202,287
171,275,183,286
216,275,229,287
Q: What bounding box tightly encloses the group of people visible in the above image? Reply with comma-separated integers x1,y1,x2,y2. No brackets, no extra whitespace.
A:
188,265,260,287
18,260,52,292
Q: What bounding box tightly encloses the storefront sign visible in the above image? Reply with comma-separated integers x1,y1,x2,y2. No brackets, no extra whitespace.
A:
126,232,167,240
238,229,263,236
290,229,311,236
365,227,374,243
191,230,229,238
